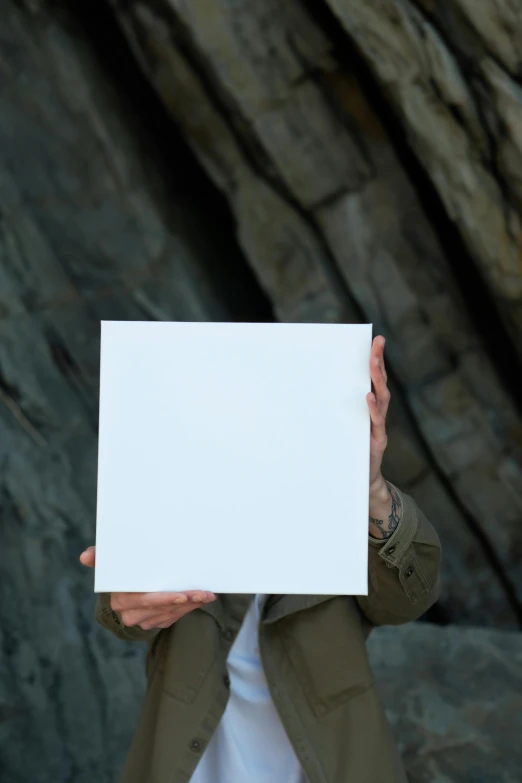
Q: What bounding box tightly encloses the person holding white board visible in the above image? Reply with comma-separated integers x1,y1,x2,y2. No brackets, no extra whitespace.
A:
81,334,441,783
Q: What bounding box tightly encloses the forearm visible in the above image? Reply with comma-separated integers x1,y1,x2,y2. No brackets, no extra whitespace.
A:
368,475,401,540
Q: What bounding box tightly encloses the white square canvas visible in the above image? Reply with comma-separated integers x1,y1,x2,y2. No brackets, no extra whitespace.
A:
94,321,372,595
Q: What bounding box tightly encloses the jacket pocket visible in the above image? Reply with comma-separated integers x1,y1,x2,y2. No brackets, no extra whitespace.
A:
277,596,375,717
160,610,218,704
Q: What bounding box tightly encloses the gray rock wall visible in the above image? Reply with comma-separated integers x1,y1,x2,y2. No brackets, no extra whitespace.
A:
1,1,522,781
113,0,522,627
369,623,522,783
0,2,246,781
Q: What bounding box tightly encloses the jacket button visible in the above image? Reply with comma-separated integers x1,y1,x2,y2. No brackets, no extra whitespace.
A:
405,566,415,578
223,673,231,688
386,545,396,555
190,738,202,752
223,627,235,642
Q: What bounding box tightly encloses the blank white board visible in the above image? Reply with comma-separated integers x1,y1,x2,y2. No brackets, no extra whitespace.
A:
94,321,372,595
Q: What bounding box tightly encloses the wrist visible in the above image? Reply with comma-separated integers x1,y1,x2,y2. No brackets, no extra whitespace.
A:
369,473,389,505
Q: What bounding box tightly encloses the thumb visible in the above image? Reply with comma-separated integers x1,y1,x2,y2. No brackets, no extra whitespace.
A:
80,545,96,568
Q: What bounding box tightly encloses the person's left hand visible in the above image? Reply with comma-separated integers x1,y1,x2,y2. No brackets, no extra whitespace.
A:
366,335,390,491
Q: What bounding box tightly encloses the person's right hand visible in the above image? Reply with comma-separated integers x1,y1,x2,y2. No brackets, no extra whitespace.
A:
80,546,216,630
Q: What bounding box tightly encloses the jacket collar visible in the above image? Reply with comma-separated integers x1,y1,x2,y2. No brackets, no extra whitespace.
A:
261,593,336,624
200,593,336,628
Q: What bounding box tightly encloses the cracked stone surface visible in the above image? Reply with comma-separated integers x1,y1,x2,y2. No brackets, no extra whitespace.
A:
369,622,522,783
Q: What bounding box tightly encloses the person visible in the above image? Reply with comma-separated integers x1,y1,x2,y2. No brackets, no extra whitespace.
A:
81,334,441,783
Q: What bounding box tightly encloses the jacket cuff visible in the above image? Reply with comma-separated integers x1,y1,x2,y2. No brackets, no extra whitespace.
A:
96,592,161,642
96,591,126,631
369,480,416,559
368,481,433,605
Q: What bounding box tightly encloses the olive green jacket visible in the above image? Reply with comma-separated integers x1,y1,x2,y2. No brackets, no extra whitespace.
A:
96,482,441,783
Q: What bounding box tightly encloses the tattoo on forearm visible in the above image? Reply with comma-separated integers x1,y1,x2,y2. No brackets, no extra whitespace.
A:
369,486,402,540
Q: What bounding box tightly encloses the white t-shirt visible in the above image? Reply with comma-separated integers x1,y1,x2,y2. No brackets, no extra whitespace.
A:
190,594,306,783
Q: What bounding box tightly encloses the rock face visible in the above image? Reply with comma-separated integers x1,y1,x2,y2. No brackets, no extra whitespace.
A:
368,623,522,783
112,0,522,627
1,1,522,782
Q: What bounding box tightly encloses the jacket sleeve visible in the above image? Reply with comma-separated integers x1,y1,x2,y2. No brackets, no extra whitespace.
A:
95,592,161,642
357,480,442,626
